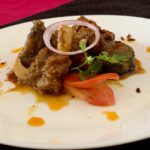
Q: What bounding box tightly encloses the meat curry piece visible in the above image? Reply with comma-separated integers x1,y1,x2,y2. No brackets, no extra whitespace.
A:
8,20,71,94
8,16,136,95
71,16,135,74
19,20,45,68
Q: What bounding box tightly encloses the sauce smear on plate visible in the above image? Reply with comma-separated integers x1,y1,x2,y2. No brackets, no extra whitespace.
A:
27,117,45,127
7,85,70,111
11,47,23,53
103,111,119,121
0,62,7,69
146,46,150,53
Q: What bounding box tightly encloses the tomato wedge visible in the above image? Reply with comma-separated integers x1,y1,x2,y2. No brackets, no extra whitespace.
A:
64,83,115,106
64,73,119,88
85,83,115,106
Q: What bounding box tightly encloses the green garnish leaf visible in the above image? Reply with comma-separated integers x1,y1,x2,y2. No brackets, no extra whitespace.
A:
77,59,102,80
79,39,87,50
72,39,128,81
85,59,102,76
96,51,128,64
87,56,94,64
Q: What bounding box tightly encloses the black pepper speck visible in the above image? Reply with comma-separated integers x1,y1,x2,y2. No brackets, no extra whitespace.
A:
136,88,141,93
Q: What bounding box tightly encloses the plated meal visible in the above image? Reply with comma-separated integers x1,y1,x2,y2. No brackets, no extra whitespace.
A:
0,15,150,149
7,16,138,106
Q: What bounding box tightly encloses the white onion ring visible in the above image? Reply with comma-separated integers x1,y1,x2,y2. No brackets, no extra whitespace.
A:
14,57,30,80
43,20,100,55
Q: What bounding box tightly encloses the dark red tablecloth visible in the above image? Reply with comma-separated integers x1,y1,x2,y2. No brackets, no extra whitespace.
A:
1,0,150,150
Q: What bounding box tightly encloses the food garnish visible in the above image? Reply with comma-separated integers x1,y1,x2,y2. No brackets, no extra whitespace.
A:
64,73,119,88
64,73,119,106
72,39,127,80
43,20,100,55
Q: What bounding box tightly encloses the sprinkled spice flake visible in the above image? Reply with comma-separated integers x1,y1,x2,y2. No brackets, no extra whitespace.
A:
136,88,141,93
127,34,135,41
121,34,135,42
121,37,124,41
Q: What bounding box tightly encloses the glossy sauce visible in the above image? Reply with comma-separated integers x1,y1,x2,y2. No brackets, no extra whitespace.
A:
146,46,150,53
135,59,145,74
103,111,119,121
0,62,7,69
27,117,45,127
7,85,70,111
11,47,23,53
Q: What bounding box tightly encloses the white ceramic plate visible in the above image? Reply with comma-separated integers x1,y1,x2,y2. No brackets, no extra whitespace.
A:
0,15,150,149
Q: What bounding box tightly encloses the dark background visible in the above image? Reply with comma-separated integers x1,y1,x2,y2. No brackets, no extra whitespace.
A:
1,0,150,29
1,0,150,149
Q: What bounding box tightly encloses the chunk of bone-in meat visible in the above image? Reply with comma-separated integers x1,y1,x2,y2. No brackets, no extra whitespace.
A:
19,20,45,67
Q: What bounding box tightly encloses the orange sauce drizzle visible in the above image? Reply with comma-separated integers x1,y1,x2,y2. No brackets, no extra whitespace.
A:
146,46,150,53
11,47,23,53
0,62,7,69
135,59,145,74
7,85,70,111
27,116,45,127
103,111,119,121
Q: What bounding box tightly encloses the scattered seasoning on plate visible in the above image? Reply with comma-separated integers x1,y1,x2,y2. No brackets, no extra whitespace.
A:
136,88,141,93
127,34,135,41
121,34,135,42
120,36,124,41
27,116,45,127
102,111,119,121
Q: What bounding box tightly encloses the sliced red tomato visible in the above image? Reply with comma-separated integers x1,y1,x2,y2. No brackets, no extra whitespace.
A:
64,83,115,106
85,83,115,106
64,73,119,88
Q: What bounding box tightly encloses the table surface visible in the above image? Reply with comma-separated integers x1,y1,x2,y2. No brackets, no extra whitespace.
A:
1,0,150,149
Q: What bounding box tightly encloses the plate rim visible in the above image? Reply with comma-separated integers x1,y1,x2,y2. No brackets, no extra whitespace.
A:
0,14,150,149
